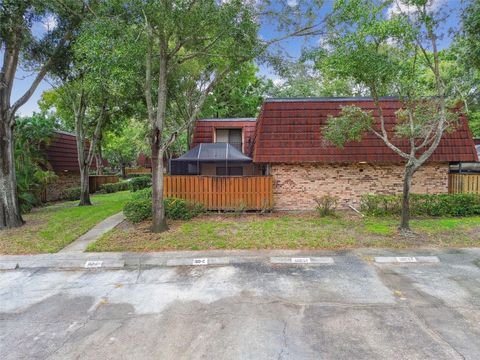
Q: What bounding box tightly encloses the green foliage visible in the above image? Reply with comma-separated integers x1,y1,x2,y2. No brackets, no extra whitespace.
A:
63,187,81,201
200,62,270,118
314,195,339,217
129,176,152,192
123,198,152,223
103,119,149,172
323,106,373,147
124,188,204,223
100,181,129,193
14,114,58,212
164,198,204,221
360,194,480,217
127,173,152,179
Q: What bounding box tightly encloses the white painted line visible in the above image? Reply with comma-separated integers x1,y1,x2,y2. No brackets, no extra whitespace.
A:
271,257,334,265
374,256,439,264
85,260,103,268
193,258,208,266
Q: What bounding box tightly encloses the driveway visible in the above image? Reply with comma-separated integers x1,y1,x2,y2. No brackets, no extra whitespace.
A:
1,249,480,359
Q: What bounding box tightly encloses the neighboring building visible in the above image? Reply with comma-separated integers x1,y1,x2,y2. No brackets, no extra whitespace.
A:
182,97,478,211
44,130,96,201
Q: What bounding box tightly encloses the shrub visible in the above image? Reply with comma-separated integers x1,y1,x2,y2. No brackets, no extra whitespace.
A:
124,198,152,223
123,189,204,223
63,187,81,201
314,194,339,217
129,176,152,192
127,173,152,179
360,193,480,217
164,197,204,220
100,181,129,193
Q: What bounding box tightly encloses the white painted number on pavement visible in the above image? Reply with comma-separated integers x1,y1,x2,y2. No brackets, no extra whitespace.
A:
85,260,103,268
396,257,417,263
291,257,311,264
193,258,208,265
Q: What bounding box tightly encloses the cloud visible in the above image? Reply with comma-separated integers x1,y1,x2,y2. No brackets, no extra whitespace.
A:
387,0,447,19
42,15,58,31
287,0,299,7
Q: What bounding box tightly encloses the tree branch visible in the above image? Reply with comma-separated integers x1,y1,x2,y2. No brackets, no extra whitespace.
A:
11,31,71,117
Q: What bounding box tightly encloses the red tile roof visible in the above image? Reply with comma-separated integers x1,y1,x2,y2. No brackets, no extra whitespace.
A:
192,118,256,154
252,98,478,164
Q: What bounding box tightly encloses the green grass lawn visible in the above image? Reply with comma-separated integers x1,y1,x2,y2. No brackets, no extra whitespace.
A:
0,191,131,254
87,212,480,252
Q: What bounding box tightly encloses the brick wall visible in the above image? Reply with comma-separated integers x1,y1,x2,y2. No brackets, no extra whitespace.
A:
270,163,449,210
45,173,80,201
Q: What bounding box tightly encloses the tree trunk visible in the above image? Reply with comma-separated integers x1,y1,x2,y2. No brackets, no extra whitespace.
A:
0,118,24,228
151,138,168,232
399,165,417,232
120,162,126,179
95,150,104,175
79,164,92,206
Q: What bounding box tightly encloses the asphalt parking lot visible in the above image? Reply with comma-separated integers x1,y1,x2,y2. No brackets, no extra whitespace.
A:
1,249,480,359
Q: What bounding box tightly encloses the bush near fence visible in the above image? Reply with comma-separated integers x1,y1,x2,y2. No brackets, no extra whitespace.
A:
129,176,152,192
100,181,129,193
360,193,480,217
124,188,204,223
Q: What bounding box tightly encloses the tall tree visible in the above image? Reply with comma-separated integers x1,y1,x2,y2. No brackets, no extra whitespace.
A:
317,0,459,233
80,0,326,232
0,0,78,228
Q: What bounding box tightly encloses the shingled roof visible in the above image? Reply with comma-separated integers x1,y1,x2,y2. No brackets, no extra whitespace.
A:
252,98,478,164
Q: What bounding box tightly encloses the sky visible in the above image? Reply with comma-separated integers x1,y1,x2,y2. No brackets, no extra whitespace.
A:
5,0,464,117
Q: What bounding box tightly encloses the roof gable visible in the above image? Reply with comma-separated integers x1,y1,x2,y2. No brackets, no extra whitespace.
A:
252,98,478,163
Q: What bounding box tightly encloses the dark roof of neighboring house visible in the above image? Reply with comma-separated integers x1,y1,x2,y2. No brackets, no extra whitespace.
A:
45,130,95,173
252,98,478,163
191,118,257,154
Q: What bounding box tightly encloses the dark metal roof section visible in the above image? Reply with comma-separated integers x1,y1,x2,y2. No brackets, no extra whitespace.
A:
174,143,252,163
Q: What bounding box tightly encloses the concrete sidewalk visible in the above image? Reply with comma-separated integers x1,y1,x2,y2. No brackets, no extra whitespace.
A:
59,212,125,253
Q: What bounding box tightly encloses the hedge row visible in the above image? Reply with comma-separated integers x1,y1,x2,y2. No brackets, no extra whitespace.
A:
360,193,480,217
129,176,151,192
123,188,204,223
100,181,130,193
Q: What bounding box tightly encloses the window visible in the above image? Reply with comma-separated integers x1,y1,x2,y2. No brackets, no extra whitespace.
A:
216,166,243,176
215,129,243,152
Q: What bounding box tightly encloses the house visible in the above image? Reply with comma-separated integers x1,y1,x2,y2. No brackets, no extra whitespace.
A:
173,97,478,211
44,130,106,201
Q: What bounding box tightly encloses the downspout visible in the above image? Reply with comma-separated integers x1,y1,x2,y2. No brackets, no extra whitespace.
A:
226,143,229,176
198,143,202,175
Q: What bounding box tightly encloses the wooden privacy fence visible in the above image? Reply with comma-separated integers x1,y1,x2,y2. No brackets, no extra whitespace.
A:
125,167,151,175
449,173,480,194
89,175,119,193
164,176,273,210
